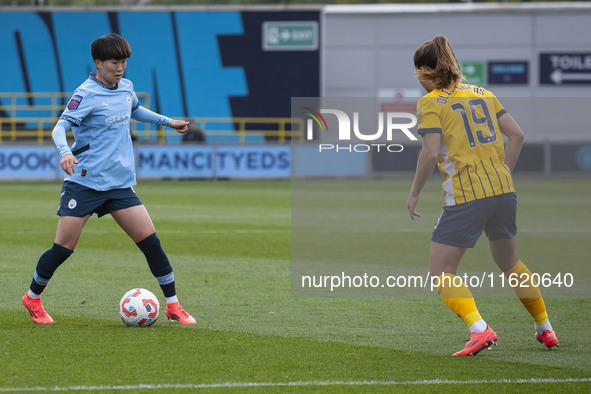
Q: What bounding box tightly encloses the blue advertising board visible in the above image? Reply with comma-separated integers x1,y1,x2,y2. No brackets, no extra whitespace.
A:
0,145,292,179
216,146,291,178
136,145,291,178
136,146,215,178
292,145,368,177
552,145,591,172
0,146,58,179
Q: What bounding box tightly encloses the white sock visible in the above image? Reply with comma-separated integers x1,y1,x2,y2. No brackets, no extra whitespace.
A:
535,321,553,336
469,319,488,334
27,290,41,299
165,295,178,304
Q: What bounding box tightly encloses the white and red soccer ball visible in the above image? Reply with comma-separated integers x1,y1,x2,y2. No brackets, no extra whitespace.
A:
119,288,160,327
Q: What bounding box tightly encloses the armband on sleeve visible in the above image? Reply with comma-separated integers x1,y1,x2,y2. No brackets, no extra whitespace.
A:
131,106,172,127
52,119,73,157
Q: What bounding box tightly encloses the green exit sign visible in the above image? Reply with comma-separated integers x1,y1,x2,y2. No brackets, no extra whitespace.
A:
460,61,485,85
263,21,318,51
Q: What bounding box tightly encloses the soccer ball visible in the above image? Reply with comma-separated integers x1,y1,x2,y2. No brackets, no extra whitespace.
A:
119,288,160,327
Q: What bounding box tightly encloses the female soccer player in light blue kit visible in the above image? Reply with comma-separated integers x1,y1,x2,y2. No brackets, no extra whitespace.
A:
22,33,196,325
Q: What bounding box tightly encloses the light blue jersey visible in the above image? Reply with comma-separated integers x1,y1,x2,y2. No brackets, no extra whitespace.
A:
57,73,170,191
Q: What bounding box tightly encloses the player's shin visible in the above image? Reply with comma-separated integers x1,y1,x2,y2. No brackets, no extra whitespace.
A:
436,273,486,332
136,233,177,299
504,260,553,333
29,243,73,295
136,233,195,325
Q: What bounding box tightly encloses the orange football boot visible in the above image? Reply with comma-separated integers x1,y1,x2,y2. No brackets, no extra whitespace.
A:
535,330,559,349
22,292,54,324
452,326,498,356
165,302,196,325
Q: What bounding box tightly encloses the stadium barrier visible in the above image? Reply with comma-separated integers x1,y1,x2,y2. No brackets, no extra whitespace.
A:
0,91,151,143
2,142,590,181
0,143,369,179
0,144,293,179
186,117,304,145
1,90,589,178
0,92,305,144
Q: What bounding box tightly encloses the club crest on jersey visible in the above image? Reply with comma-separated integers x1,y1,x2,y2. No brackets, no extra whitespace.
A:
67,95,83,110
126,94,132,103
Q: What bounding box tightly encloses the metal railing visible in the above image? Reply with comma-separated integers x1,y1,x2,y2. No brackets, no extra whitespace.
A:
0,92,305,144
188,117,304,144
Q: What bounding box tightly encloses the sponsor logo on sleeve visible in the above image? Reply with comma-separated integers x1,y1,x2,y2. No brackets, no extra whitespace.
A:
67,95,83,110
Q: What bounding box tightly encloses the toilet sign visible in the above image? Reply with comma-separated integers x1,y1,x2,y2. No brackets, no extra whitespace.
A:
540,53,591,85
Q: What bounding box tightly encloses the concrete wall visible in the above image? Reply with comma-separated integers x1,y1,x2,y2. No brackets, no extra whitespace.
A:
322,3,591,143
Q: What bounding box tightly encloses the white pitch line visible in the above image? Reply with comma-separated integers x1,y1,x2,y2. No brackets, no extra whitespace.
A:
1,378,590,392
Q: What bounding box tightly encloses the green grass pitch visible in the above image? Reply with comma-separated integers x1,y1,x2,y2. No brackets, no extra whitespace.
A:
0,177,590,393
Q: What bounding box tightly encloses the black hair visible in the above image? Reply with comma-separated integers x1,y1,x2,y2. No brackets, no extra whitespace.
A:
91,33,132,61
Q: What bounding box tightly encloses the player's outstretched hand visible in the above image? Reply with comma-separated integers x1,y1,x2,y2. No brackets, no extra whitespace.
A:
170,119,189,134
60,153,78,176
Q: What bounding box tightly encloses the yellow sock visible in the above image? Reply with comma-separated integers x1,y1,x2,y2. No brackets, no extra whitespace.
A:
504,260,548,324
436,273,483,328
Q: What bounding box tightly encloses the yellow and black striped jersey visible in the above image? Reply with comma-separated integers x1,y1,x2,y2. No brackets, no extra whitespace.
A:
417,84,515,206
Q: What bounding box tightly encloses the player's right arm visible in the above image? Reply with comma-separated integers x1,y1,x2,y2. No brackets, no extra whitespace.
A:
408,96,442,219
497,113,524,172
407,132,441,220
52,119,78,176
56,88,93,176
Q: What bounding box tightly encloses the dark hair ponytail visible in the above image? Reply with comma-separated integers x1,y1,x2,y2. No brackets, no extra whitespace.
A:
413,35,464,89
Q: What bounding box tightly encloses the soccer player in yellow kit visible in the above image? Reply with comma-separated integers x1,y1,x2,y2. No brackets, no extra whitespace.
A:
407,35,559,356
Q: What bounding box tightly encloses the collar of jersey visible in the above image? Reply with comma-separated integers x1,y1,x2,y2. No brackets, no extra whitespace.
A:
89,72,118,90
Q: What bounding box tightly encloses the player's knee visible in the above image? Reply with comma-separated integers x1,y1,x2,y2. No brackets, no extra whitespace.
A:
136,232,160,251
136,233,172,277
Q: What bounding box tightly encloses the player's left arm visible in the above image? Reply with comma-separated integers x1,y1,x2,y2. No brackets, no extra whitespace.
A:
131,106,189,133
498,113,524,171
